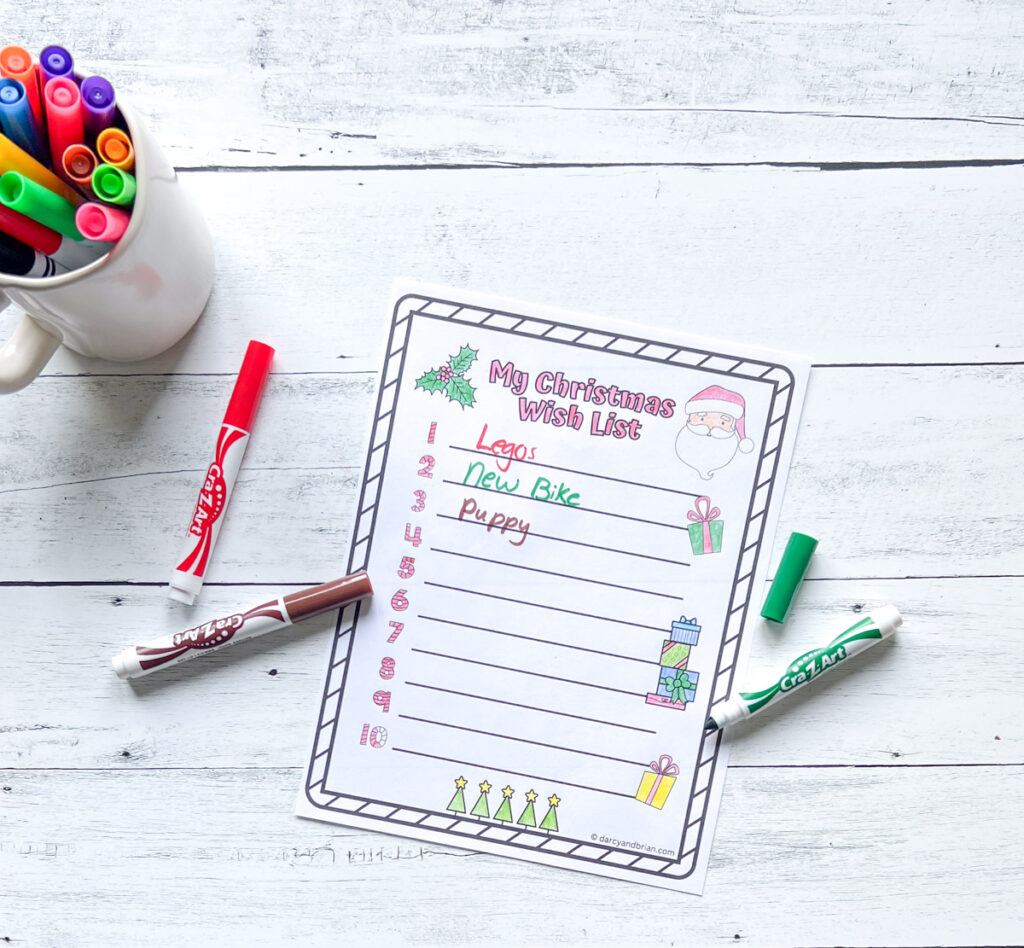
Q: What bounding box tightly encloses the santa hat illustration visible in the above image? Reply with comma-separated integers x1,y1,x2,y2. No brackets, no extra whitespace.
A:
685,385,754,452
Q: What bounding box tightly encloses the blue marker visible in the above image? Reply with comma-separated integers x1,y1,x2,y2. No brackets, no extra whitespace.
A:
0,78,45,162
39,45,74,84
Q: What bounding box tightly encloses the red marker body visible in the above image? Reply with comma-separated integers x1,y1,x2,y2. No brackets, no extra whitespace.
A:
168,340,274,605
43,76,84,173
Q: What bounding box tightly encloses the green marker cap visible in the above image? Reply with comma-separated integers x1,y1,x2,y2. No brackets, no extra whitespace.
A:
92,164,136,206
760,531,818,624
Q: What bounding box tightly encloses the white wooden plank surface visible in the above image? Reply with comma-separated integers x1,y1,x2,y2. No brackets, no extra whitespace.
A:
2,2,1022,945
1,365,1019,580
4,166,1022,374
2,766,1021,946
0,578,1017,770
5,1,1024,166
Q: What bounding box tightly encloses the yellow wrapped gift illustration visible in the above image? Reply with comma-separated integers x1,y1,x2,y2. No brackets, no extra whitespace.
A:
635,754,680,809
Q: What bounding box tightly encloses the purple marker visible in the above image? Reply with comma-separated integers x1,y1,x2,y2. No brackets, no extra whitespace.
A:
80,77,116,134
39,45,74,85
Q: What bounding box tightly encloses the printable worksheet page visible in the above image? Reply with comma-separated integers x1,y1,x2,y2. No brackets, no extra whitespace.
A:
297,283,809,893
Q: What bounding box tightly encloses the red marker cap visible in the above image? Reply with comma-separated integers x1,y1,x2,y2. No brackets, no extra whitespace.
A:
223,340,274,432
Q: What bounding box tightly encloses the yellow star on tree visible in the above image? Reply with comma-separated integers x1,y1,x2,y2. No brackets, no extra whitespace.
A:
454,776,467,789
525,789,538,803
547,793,561,807
479,780,492,793
501,785,514,798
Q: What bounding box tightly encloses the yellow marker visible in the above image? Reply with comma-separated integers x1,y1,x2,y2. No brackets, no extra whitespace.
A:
0,132,83,206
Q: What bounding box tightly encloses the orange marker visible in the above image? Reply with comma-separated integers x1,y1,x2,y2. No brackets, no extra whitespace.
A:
96,127,134,172
0,47,43,127
62,144,97,192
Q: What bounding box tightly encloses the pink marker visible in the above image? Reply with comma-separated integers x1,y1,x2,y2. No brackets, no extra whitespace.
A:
75,201,130,241
44,76,84,173
168,340,275,605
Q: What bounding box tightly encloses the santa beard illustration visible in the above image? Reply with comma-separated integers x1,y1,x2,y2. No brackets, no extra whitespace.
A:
675,421,745,480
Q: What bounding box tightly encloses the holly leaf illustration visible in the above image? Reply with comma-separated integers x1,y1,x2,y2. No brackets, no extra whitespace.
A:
448,345,478,375
416,368,447,393
446,375,476,408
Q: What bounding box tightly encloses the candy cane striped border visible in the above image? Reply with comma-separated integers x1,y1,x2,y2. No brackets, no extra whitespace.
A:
304,293,797,882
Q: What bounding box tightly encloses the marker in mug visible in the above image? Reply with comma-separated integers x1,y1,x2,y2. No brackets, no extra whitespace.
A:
705,605,902,733
0,78,45,162
0,46,44,127
80,76,116,135
75,201,130,242
43,76,85,173
96,127,134,172
0,230,67,277
114,571,373,679
168,340,275,605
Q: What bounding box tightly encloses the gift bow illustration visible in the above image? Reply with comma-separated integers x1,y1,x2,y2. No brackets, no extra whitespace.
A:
687,495,720,551
649,754,680,777
659,673,694,703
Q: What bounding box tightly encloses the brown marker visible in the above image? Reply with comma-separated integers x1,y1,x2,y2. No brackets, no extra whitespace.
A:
112,571,373,680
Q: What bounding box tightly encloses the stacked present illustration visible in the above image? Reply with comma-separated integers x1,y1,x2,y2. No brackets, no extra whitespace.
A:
646,615,701,710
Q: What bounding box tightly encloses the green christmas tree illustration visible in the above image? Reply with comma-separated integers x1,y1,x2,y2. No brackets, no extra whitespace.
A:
516,789,538,828
447,776,468,815
493,785,515,824
470,779,491,819
415,344,478,408
539,793,560,833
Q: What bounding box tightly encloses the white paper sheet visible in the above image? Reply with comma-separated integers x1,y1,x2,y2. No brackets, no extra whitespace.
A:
296,283,809,893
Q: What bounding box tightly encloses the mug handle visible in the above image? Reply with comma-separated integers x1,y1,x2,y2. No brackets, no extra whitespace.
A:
0,294,63,394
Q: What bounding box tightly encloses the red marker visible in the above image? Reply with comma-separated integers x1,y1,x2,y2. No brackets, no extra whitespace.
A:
43,76,84,173
0,202,61,255
168,340,275,605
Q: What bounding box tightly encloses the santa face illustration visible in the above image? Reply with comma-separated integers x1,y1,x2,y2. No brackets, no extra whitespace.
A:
675,385,754,480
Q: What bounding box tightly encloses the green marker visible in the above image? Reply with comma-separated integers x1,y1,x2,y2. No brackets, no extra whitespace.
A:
705,605,901,732
91,164,136,206
0,170,82,240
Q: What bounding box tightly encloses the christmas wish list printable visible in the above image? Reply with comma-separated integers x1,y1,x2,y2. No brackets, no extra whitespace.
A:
296,283,810,893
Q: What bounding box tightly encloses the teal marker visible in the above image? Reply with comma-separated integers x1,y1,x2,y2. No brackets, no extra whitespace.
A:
705,605,901,732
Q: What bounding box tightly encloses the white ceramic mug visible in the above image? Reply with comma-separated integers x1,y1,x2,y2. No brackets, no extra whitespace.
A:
0,101,214,393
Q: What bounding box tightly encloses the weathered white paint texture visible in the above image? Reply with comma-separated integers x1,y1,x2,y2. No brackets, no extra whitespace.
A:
0,2,1021,945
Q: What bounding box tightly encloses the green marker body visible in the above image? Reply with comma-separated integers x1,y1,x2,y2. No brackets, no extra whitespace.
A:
706,605,901,732
0,171,83,240
92,164,136,206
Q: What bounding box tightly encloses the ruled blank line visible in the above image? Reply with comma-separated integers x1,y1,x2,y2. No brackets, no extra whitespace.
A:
398,713,648,768
405,680,657,733
449,445,700,499
436,514,689,567
424,582,666,631
442,479,687,532
418,614,653,666
392,747,635,799
411,646,642,695
431,547,683,601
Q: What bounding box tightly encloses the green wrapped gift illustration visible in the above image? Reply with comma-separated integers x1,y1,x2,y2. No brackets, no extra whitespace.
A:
687,496,723,555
